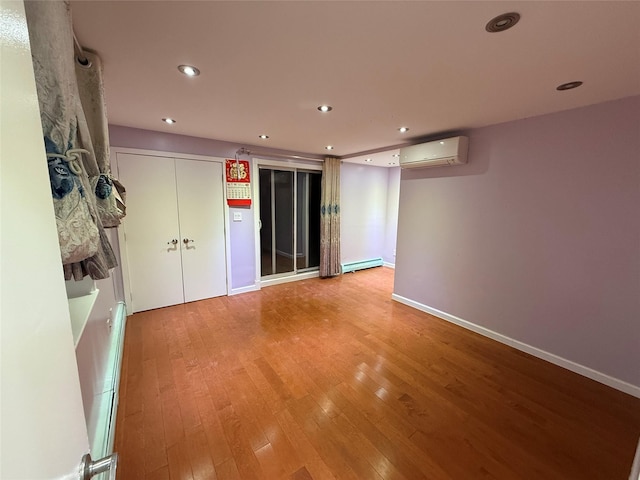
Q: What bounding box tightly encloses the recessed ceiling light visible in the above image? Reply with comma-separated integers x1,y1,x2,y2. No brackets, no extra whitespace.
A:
399,127,409,133
325,145,334,150
258,134,269,139
439,141,445,145
556,81,583,91
178,65,200,77
365,158,372,162
388,162,396,166
162,118,176,124
318,105,333,112
392,153,400,158
486,12,520,33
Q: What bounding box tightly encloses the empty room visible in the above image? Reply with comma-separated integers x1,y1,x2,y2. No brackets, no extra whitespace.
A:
2,1,639,479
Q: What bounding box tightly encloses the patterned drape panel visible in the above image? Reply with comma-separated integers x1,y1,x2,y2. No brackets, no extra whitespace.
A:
320,157,341,277
25,0,122,280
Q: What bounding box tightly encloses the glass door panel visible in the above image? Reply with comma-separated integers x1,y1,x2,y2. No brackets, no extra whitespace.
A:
259,169,273,276
274,170,294,274
296,171,321,271
260,166,321,279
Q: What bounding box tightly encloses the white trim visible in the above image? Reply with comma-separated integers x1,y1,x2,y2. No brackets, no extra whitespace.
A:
261,271,319,288
252,157,323,171
383,262,395,269
629,437,640,480
111,146,226,163
391,293,640,399
106,302,127,454
229,284,260,296
253,157,323,288
112,150,135,316
252,159,263,287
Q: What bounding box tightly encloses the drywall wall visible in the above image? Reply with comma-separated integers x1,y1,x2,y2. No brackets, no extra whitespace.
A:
383,167,401,266
340,163,390,264
394,96,640,390
1,0,89,476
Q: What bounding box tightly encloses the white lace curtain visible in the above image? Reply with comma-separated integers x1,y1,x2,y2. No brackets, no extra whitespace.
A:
320,157,341,277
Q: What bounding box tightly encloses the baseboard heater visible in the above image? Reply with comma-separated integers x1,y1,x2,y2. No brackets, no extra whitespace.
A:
341,257,384,273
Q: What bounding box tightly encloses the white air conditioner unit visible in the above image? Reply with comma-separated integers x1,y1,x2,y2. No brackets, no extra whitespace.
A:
399,136,469,168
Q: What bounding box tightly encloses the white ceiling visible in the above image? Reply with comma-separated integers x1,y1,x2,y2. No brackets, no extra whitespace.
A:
70,1,640,167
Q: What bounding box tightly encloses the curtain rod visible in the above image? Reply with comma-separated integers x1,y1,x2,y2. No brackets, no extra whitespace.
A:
236,147,323,162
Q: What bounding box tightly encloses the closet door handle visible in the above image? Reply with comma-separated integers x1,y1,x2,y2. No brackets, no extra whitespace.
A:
167,239,178,245
183,238,194,244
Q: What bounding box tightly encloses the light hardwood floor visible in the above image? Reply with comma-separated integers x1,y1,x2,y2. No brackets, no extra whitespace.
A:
114,267,640,479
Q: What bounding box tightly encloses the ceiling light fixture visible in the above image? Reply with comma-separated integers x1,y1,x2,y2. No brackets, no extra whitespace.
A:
365,158,373,162
485,12,520,33
178,65,200,77
258,134,269,139
325,145,334,150
318,105,333,112
392,154,400,158
162,118,176,124
399,127,409,133
556,81,583,91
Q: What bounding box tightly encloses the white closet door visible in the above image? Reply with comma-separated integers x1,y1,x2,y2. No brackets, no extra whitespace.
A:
176,159,227,302
117,153,184,312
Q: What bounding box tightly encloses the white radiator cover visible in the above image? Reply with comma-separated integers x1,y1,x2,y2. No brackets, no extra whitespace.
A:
341,258,384,273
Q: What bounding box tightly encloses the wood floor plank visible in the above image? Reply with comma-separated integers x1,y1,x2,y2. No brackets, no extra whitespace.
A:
193,389,233,467
166,437,194,480
213,457,242,480
275,409,338,480
115,267,640,480
141,358,167,473
217,404,265,480
186,428,217,480
145,465,170,480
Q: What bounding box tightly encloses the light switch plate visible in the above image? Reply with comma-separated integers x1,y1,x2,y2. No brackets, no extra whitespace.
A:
233,212,242,222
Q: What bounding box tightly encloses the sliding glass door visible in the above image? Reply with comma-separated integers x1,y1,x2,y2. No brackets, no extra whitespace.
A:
259,167,321,278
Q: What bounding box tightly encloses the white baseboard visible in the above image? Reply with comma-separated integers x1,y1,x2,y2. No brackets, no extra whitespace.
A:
630,437,640,480
229,284,260,296
391,294,640,399
383,262,395,269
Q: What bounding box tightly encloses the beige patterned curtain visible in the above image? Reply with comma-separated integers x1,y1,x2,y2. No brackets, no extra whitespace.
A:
25,0,123,280
320,157,341,277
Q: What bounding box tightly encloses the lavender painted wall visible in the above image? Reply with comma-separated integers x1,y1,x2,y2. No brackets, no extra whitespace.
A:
340,163,390,264
109,126,267,289
394,96,640,388
383,167,401,265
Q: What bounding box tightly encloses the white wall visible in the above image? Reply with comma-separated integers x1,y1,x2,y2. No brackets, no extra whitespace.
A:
394,96,640,394
383,167,401,266
340,163,391,264
0,1,89,477
74,227,125,458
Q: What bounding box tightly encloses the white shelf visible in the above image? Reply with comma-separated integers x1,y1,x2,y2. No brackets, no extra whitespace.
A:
68,289,99,347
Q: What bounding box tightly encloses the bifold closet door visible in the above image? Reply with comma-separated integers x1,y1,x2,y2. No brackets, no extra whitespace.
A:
117,153,184,311
175,159,226,303
117,153,227,312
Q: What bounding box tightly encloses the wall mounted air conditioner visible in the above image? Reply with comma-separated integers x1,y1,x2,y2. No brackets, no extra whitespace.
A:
399,136,469,168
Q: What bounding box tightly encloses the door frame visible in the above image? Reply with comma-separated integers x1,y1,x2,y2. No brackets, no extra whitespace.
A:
252,157,323,289
111,147,231,315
